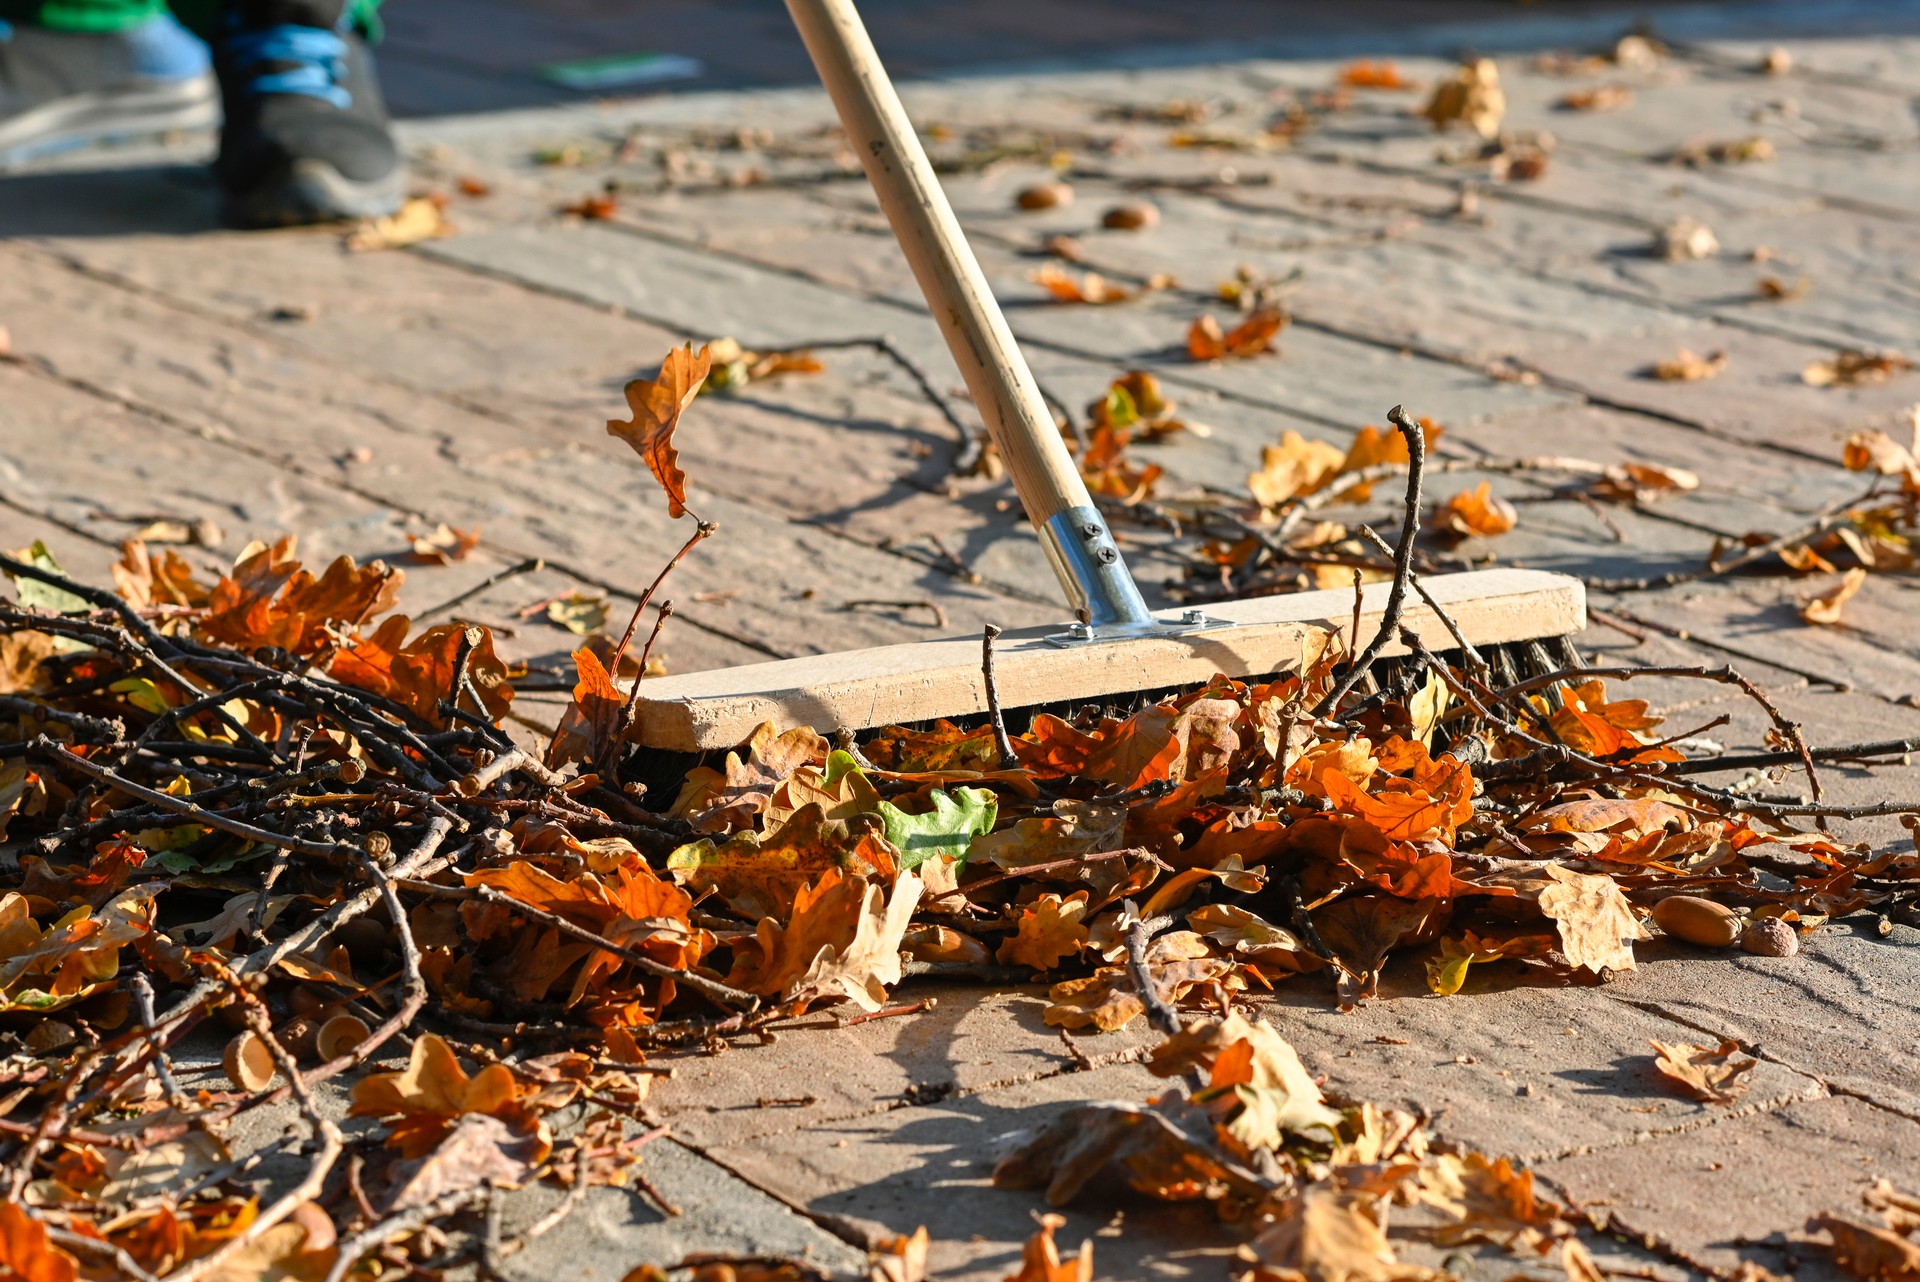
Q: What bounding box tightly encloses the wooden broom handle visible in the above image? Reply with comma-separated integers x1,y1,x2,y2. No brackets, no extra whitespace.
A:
785,0,1094,530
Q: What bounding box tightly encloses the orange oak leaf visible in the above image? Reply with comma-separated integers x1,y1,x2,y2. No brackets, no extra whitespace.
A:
0,1205,77,1282
546,646,626,770
201,537,402,657
997,891,1091,970
1188,307,1285,361
666,803,897,921
724,867,922,1012
1436,482,1517,539
112,539,211,610
608,343,713,518
349,1032,549,1159
671,721,826,831
1003,1214,1092,1282
331,618,512,726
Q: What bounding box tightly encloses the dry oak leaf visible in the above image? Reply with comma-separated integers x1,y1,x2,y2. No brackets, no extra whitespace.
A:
1815,1215,1920,1282
1319,755,1474,843
1805,350,1913,387
545,646,625,771
1590,461,1700,503
1043,957,1235,1032
346,196,449,251
609,343,713,518
1537,865,1644,974
998,891,1091,970
0,887,153,1013
1843,429,1920,494
1423,58,1505,138
1148,1013,1342,1146
201,536,401,656
386,1112,542,1212
407,523,480,566
1248,431,1347,507
1189,307,1285,361
1802,567,1867,626
671,720,826,831
668,803,897,921
1003,1214,1092,1282
1867,1180,1920,1235
1435,482,1518,539
1416,1151,1570,1252
1650,348,1727,381
1657,216,1719,261
350,1032,551,1159
112,538,211,610
1239,1188,1440,1282
994,1095,1270,1206
1339,60,1413,90
1331,417,1444,502
1031,263,1137,305
0,1204,77,1282
726,867,923,1012
330,618,512,726
1560,84,1633,111
1649,1037,1757,1104
870,1227,931,1282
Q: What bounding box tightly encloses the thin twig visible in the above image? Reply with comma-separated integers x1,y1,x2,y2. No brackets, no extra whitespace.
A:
1315,405,1424,716
415,557,544,623
982,624,1017,769
1123,900,1183,1038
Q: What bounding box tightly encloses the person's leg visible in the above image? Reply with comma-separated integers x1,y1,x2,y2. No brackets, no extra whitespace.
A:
0,0,216,162
207,0,402,226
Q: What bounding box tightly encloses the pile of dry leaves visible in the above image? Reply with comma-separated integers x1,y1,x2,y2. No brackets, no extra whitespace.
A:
0,343,1916,1282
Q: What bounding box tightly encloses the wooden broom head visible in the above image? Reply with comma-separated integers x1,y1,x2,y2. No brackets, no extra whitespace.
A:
629,568,1585,752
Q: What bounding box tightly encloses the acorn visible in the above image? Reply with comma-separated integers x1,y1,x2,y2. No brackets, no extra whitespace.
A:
286,984,326,1017
223,1031,276,1092
1652,896,1742,948
1741,917,1800,958
1016,181,1073,211
289,1202,337,1254
316,1015,371,1062
1101,201,1159,231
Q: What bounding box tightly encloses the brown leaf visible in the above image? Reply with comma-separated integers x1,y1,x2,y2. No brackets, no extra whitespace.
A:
1189,307,1285,361
331,619,512,726
1650,1037,1757,1104
202,536,402,657
387,1112,541,1211
1415,1151,1571,1252
1538,865,1644,974
1031,264,1137,305
1814,1214,1920,1281
608,344,713,518
1423,59,1504,137
994,1096,1269,1206
997,892,1091,970
1802,567,1867,626
407,524,480,566
349,1032,549,1159
726,868,922,1012
1240,1188,1440,1282
1649,348,1727,381
1436,482,1518,539
1804,350,1912,387
0,1204,77,1282
999,1215,1092,1282
1247,432,1348,507
870,1227,930,1282
346,196,451,252
545,646,626,771
1867,1180,1920,1236
1560,84,1633,111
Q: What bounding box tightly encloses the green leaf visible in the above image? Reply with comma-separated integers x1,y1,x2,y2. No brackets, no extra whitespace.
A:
879,786,998,872
1102,385,1140,430
8,541,90,615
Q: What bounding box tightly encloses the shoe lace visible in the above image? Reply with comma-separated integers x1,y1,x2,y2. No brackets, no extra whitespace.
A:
225,24,350,109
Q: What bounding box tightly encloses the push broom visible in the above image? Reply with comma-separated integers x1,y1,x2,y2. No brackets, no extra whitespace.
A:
629,0,1587,754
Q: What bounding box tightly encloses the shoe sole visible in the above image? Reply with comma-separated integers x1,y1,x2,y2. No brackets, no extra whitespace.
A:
0,74,218,167
225,155,406,228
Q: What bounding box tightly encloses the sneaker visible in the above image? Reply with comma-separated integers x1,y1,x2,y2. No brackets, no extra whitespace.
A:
0,14,217,166
213,3,403,227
